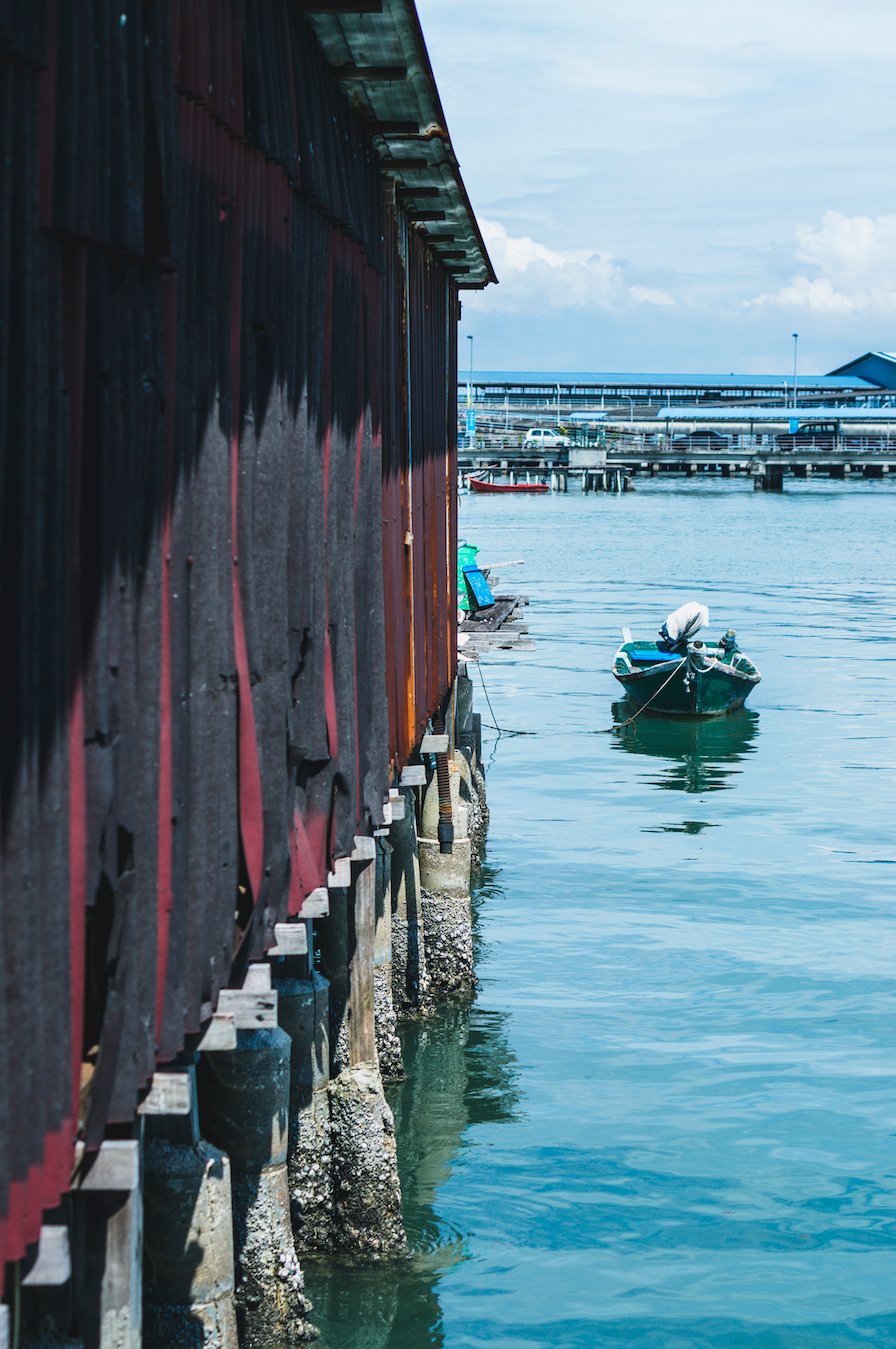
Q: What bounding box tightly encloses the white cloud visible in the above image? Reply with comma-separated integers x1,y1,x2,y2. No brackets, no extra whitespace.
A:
474,219,675,313
746,212,896,316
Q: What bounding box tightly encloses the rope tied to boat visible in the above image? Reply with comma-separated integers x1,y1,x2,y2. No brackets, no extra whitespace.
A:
615,656,687,729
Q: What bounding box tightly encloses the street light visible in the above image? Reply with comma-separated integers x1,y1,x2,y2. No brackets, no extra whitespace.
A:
792,332,799,410
623,395,634,427
466,334,474,410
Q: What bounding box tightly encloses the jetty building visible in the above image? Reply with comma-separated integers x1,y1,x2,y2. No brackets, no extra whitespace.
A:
0,2,495,1344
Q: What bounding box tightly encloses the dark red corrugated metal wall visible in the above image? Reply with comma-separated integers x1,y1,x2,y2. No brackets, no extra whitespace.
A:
0,0,459,1276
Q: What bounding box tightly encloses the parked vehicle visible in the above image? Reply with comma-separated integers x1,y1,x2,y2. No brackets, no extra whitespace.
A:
775,420,839,451
522,427,571,449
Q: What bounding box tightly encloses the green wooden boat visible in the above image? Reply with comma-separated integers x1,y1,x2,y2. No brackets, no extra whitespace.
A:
612,617,761,718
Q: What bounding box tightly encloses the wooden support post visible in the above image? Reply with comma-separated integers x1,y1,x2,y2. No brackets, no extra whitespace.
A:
70,1140,142,1349
349,858,377,1068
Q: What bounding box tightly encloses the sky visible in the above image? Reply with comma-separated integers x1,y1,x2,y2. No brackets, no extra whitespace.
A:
416,0,896,375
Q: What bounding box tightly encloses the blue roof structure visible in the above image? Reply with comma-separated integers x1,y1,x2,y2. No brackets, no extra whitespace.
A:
826,352,896,388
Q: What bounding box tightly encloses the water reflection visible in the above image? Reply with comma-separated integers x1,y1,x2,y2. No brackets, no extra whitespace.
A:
306,872,520,1349
610,704,759,793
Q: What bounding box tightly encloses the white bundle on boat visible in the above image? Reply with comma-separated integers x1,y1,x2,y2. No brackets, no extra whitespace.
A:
659,601,709,649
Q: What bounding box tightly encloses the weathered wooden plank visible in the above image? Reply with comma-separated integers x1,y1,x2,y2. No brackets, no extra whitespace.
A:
138,1071,193,1116
216,988,278,1030
268,923,309,956
352,835,376,860
300,887,330,918
420,733,449,753
195,1013,238,1052
328,856,352,888
21,1225,72,1286
399,765,426,787
72,1141,140,1193
242,963,273,992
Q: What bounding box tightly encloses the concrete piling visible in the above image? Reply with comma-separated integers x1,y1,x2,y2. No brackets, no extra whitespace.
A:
197,1029,315,1346
275,970,335,1257
316,862,407,1260
418,762,475,999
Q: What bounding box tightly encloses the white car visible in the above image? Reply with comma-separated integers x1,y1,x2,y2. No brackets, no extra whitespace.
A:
522,427,571,449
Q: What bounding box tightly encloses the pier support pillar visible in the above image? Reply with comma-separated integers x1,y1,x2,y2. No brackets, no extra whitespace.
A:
142,1067,238,1349
418,763,475,999
197,1028,314,1346
320,860,407,1259
388,790,431,1015
275,971,335,1256
829,462,845,479
327,1063,406,1260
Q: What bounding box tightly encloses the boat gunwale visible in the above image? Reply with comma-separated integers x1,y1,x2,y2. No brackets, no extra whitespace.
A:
613,642,761,686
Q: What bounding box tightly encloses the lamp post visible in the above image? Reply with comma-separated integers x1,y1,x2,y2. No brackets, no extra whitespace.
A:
792,332,799,410
466,334,473,410
623,395,634,428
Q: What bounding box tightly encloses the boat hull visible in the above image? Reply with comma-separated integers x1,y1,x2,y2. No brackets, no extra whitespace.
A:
468,476,549,494
612,642,760,717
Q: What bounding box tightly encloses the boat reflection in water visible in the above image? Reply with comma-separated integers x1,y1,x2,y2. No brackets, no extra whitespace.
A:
610,703,760,794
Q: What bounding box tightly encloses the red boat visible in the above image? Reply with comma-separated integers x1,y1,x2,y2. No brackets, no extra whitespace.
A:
468,475,549,495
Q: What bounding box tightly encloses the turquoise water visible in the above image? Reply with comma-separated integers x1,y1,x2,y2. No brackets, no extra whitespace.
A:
308,479,896,1346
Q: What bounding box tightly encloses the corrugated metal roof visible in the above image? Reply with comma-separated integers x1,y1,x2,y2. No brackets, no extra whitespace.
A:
305,0,496,289
465,370,875,389
656,406,896,421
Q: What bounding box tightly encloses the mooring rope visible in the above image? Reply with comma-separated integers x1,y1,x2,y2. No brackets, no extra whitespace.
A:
475,660,532,736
